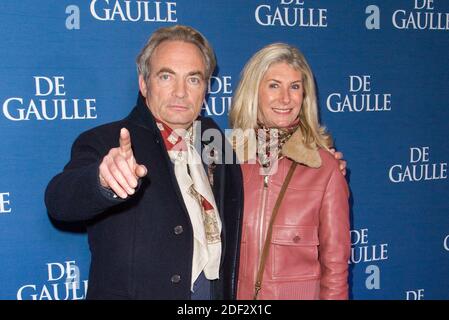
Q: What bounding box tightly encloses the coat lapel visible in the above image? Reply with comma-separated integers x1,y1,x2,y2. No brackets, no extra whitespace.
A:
128,93,228,265
127,94,191,220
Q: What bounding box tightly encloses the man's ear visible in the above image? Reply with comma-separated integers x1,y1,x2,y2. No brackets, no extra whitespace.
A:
139,75,148,97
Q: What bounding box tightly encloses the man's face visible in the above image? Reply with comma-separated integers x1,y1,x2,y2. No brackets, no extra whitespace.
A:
139,40,207,130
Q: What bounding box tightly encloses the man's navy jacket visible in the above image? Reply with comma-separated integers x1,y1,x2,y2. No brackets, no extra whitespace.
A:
45,94,244,299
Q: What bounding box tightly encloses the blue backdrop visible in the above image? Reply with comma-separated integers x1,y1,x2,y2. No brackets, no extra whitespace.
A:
1,0,448,300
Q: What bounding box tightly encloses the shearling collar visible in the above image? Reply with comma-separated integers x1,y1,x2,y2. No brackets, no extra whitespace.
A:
281,128,322,168
234,127,322,168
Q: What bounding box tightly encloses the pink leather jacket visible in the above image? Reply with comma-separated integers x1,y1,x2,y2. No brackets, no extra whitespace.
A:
236,129,350,300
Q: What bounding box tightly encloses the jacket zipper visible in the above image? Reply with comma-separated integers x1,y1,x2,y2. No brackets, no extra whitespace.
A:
256,175,269,283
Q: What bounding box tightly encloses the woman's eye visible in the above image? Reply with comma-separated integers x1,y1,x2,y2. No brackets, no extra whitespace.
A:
291,84,301,90
269,83,279,88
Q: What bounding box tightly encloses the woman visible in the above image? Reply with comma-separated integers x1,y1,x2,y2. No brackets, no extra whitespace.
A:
230,43,350,300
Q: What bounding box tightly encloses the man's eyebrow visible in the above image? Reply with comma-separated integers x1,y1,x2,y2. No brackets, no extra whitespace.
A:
156,67,175,75
187,70,205,79
155,68,205,79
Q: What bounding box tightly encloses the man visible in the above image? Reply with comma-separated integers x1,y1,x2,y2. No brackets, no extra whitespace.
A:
45,25,243,299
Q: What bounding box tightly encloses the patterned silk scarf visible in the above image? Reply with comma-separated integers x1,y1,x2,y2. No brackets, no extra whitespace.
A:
256,120,300,173
156,120,222,291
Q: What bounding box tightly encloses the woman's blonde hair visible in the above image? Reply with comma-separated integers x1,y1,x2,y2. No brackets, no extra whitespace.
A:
229,43,332,150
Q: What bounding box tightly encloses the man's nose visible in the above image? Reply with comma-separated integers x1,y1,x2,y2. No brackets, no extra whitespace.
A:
173,79,187,98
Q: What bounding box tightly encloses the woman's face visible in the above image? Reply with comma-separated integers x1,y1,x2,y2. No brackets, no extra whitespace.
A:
257,62,304,128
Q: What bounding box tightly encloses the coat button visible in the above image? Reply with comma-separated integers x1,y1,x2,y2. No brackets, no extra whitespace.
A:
293,235,301,243
174,225,183,235
171,274,181,284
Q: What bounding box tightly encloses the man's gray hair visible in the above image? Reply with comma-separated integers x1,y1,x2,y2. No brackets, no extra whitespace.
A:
136,25,216,81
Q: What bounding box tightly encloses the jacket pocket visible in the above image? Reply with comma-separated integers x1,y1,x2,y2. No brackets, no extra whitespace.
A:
271,225,320,280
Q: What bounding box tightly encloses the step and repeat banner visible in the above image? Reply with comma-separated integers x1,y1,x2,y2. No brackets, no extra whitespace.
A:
0,0,448,300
